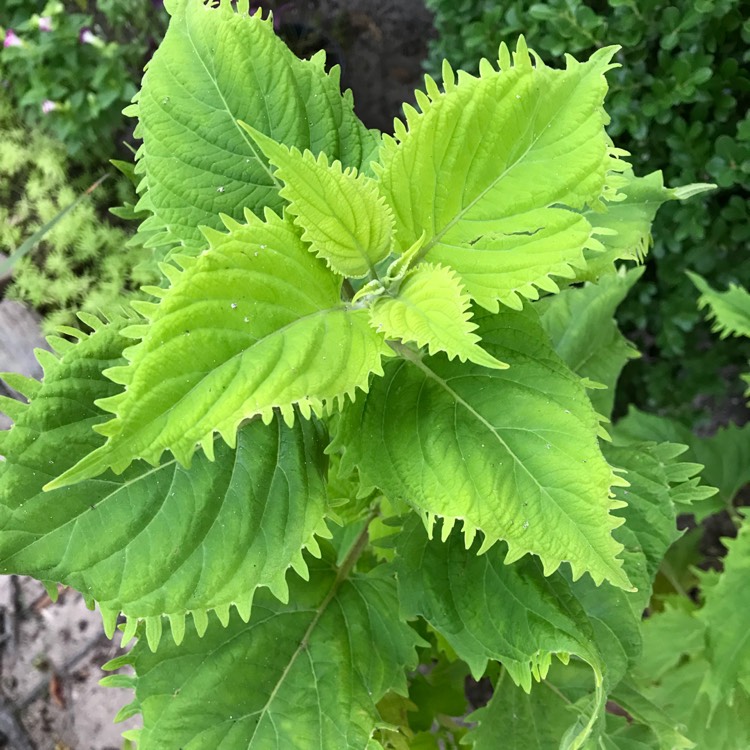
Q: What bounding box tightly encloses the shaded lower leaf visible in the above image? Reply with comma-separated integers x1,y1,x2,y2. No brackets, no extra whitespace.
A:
0,321,332,639
688,270,750,340
114,556,421,749
465,661,691,750
633,598,750,750
394,516,601,689
538,267,642,418
615,407,740,516
465,669,578,750
698,518,750,712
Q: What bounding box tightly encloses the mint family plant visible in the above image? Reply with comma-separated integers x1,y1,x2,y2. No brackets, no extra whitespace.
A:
0,1,721,747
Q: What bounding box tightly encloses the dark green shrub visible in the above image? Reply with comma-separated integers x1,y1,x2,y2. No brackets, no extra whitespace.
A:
424,0,750,421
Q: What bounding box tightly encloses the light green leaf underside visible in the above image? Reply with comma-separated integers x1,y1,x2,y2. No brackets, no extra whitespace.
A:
49,212,389,488
539,266,642,418
370,263,507,369
698,519,750,711
577,170,675,281
134,0,378,251
241,124,394,278
688,270,750,339
336,305,630,589
0,320,332,634
377,39,625,311
115,557,420,749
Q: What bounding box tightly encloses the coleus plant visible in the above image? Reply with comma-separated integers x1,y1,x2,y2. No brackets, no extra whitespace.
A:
0,1,721,748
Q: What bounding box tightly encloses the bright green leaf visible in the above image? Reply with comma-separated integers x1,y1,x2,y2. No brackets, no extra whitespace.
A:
134,0,377,251
336,305,631,589
370,263,507,369
49,212,389,487
240,124,394,278
377,39,625,311
0,320,332,638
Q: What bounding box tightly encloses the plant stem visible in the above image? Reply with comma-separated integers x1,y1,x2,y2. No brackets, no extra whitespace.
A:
299,505,379,650
342,278,355,301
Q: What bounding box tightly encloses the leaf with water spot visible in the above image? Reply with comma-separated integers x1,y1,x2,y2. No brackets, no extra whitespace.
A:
0,320,332,641
48,212,389,487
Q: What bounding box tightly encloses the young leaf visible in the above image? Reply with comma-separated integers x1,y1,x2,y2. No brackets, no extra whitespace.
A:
688,270,750,339
115,557,421,749
377,40,625,311
538,267,643,418
335,305,631,589
578,170,676,280
240,124,394,278
0,321,331,637
370,263,507,369
135,0,378,251
49,212,389,487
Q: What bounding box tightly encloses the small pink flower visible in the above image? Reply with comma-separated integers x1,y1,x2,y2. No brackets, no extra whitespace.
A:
3,29,23,48
38,17,53,32
79,27,103,47
41,99,57,114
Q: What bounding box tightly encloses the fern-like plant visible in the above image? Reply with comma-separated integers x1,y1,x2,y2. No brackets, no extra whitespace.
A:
0,2,724,747
0,97,154,333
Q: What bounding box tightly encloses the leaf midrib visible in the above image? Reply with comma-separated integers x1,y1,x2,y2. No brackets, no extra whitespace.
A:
398,349,624,581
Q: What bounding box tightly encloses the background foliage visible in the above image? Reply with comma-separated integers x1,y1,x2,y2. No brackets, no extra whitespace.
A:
0,98,154,333
0,0,167,164
423,0,750,421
